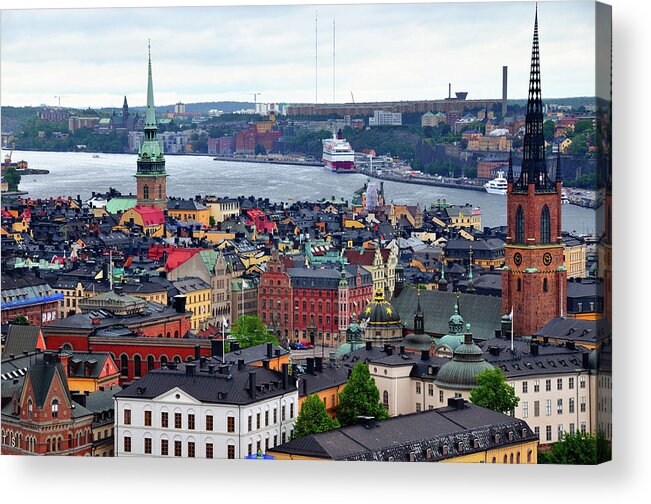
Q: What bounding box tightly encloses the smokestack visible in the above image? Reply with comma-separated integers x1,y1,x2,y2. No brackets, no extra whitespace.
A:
248,371,256,400
315,356,323,372
281,363,289,389
266,342,273,358
306,357,315,375
448,82,451,99
194,345,201,361
502,65,508,117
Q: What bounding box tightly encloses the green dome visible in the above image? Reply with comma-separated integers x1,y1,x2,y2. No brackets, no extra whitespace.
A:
435,332,493,390
436,334,464,352
402,332,432,352
362,289,401,326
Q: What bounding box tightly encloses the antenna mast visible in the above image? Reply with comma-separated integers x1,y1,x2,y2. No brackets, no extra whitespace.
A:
332,18,336,104
315,11,318,104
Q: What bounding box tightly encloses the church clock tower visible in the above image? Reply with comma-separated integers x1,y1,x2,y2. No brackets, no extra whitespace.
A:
502,7,566,337
135,42,168,209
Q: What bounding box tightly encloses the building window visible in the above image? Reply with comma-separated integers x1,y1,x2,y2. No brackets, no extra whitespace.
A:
416,382,421,394
144,410,151,427
256,413,261,430
290,403,294,418
580,422,587,434
569,377,575,389
557,424,564,440
439,390,444,403
515,206,525,244
144,437,152,454
175,413,182,429
161,439,168,456
281,406,286,421
534,380,540,393
206,442,213,459
534,426,540,438
227,444,235,459
580,397,586,413
543,278,548,292
545,379,551,392
522,381,528,394
545,400,552,416
580,376,586,389
522,401,528,418
188,414,195,430
557,378,563,390
227,416,235,433
569,398,575,413
143,184,149,200
517,278,521,291
569,423,575,435
383,390,389,410
248,415,252,432
557,399,563,414
188,441,195,458
273,409,277,424
264,411,269,426
206,415,214,431
28,399,33,418
161,412,168,428
540,205,551,244
416,402,421,412
123,436,131,453
248,443,253,456
546,425,552,441
174,440,182,457
51,399,59,418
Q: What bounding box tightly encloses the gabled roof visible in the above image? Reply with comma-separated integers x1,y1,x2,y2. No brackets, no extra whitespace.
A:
133,205,165,226
4,325,45,355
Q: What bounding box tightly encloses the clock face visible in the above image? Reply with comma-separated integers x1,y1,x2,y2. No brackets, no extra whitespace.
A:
513,252,522,266
543,252,553,266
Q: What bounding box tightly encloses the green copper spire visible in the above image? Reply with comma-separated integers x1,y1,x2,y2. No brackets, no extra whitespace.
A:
145,40,157,129
137,40,165,168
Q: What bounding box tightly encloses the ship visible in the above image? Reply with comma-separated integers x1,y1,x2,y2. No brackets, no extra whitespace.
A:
484,171,508,195
322,129,356,173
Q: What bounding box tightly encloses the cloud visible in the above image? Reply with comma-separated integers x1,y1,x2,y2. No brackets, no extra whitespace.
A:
1,2,596,108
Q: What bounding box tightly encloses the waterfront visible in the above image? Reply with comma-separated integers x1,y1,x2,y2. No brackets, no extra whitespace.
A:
13,150,597,233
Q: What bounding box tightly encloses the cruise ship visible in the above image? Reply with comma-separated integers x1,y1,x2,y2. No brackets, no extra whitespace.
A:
484,171,508,195
322,129,356,173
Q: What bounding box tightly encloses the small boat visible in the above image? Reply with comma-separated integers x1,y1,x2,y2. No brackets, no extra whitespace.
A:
561,189,570,204
484,171,508,195
92,154,100,158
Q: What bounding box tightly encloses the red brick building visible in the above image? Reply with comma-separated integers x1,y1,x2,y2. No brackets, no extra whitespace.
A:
235,125,281,154
258,253,374,347
1,353,94,456
477,154,510,179
502,11,566,337
1,270,62,326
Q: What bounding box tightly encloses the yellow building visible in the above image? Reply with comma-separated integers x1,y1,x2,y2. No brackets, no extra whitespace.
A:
268,400,538,463
447,205,482,231
563,234,587,278
205,197,240,224
166,199,211,228
172,277,212,331
118,205,165,237
467,135,512,152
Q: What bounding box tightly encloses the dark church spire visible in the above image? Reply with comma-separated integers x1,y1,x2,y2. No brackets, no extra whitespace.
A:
515,4,553,191
507,148,514,183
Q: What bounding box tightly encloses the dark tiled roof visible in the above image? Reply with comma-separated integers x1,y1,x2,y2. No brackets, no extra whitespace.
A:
270,401,535,461
533,317,611,345
224,343,289,364
115,361,296,405
297,365,348,397
392,288,501,341
4,325,42,355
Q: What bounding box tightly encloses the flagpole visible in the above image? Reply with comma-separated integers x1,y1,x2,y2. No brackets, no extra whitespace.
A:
222,322,225,364
510,306,514,351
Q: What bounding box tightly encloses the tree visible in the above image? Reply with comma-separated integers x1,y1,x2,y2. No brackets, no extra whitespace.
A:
543,120,555,143
569,134,589,157
254,144,267,155
4,167,21,191
538,431,611,465
209,215,216,227
573,119,593,135
293,394,340,439
469,367,520,414
10,315,29,326
229,315,278,349
336,362,389,427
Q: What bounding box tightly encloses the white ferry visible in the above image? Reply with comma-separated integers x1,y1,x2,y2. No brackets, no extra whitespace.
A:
484,171,508,195
322,130,356,173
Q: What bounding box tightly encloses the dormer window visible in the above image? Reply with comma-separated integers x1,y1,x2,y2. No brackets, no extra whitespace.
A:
51,399,59,418
28,399,33,418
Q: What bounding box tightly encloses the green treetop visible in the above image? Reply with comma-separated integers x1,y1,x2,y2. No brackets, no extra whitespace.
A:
293,394,340,439
336,361,389,427
538,431,611,465
469,367,520,414
229,315,278,349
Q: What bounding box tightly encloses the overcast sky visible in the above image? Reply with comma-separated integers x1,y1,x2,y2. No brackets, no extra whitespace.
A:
1,1,596,109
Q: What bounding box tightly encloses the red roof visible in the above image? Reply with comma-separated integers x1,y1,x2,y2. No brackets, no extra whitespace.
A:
164,247,204,272
133,205,165,226
344,249,375,266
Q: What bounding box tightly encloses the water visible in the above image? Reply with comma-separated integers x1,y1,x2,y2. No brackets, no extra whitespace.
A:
11,150,596,234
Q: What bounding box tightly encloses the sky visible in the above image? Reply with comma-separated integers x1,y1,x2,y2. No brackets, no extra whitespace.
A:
0,0,597,109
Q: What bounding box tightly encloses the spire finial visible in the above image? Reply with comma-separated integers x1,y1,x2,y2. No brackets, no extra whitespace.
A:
507,148,514,183
555,150,562,183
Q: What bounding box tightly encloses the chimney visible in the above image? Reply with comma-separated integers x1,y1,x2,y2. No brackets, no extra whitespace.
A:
502,65,508,117
238,358,245,371
208,364,216,374
211,339,224,359
306,357,315,375
365,341,372,351
58,351,70,376
194,345,201,361
581,353,590,369
302,377,308,396
399,346,405,355
266,342,273,358
530,343,539,356
231,341,241,352
248,371,256,400
315,356,323,372
262,359,270,369
565,341,576,350
421,349,430,361
71,392,86,408
174,295,187,313
185,363,196,375
447,397,466,410
281,363,289,389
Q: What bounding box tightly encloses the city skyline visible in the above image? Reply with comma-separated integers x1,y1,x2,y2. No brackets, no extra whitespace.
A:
1,1,596,109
